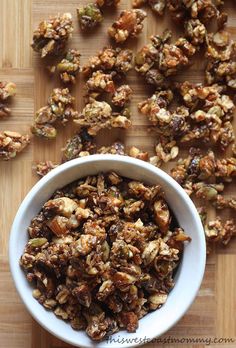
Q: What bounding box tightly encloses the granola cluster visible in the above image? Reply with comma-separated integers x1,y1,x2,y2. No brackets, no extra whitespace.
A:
108,10,147,43
133,0,167,16
81,45,134,135
62,129,96,162
0,131,30,160
171,148,236,250
135,30,199,87
77,4,103,31
204,217,236,249
31,13,73,58
20,173,190,340
35,161,59,177
205,30,236,89
57,49,81,84
82,47,133,79
167,0,226,26
0,81,16,101
34,127,149,177
74,100,131,135
139,82,235,165
0,81,16,118
31,88,78,139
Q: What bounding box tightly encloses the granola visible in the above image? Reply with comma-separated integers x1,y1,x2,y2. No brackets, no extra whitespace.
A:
112,85,133,107
31,88,78,139
82,47,133,79
133,0,166,16
62,129,96,162
171,148,236,187
135,30,197,86
205,30,236,89
86,71,115,99
97,142,125,155
20,172,190,340
0,131,30,160
128,146,149,161
139,82,235,161
108,10,147,43
35,161,59,177
0,82,16,100
57,49,81,84
31,13,73,58
77,4,103,31
74,100,131,135
167,0,225,25
204,217,236,248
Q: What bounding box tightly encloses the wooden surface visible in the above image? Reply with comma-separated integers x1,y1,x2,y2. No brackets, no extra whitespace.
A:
0,1,236,348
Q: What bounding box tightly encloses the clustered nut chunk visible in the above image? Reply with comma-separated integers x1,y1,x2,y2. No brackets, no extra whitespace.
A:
108,9,147,43
57,49,81,84
0,81,16,119
135,29,199,87
133,0,166,16
86,71,116,99
34,127,149,177
0,131,30,160
82,47,133,79
0,81,16,101
81,43,133,134
167,0,226,26
74,100,131,135
31,13,73,58
35,161,59,177
112,85,133,108
20,172,190,340
62,129,96,162
139,82,235,166
31,88,78,139
205,30,236,89
171,148,236,250
205,217,236,249
77,3,103,31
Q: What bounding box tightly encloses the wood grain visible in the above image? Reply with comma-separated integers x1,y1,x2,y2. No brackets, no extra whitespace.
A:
0,1,236,348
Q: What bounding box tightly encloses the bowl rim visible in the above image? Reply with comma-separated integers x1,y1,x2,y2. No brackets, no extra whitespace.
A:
9,154,206,348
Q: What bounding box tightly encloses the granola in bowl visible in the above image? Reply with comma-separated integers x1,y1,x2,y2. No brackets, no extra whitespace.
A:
20,171,190,341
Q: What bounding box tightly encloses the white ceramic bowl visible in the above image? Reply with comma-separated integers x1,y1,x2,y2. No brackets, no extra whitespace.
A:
9,155,206,348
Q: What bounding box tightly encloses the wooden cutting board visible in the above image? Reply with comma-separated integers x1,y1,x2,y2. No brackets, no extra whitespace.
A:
0,1,236,347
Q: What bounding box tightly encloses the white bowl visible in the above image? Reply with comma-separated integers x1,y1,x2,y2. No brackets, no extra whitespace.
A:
9,155,206,348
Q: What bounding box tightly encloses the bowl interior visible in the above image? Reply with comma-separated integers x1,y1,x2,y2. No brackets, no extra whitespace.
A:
9,155,206,348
